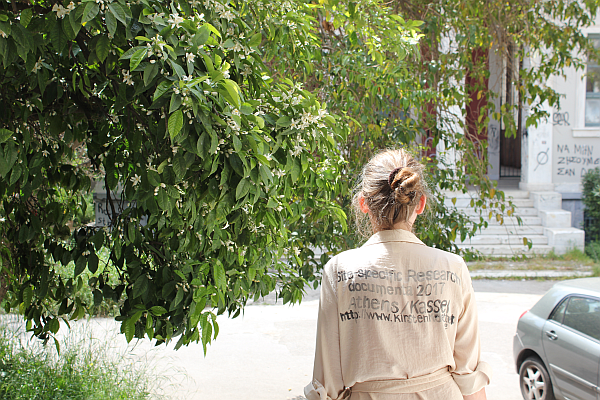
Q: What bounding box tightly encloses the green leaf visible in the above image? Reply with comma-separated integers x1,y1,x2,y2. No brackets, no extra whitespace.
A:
168,110,184,141
248,32,262,47
130,47,147,71
147,170,161,186
74,255,87,277
157,189,169,210
128,222,136,243
68,9,82,37
202,22,221,38
220,79,241,108
276,116,291,127
23,286,33,308
82,2,100,23
133,274,149,298
150,306,167,316
259,164,272,184
50,21,67,53
236,178,251,200
12,24,33,54
62,16,77,40
232,134,242,153
193,26,210,47
169,93,182,114
124,318,135,342
9,164,22,186
173,153,186,180
0,129,12,144
144,62,159,86
119,46,145,60
95,35,110,62
20,8,33,27
153,80,171,101
213,261,226,291
168,59,186,79
290,158,301,182
88,252,99,273
106,9,117,36
108,3,128,24
48,318,60,334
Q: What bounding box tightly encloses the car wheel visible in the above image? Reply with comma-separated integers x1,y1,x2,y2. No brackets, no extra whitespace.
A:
519,357,555,400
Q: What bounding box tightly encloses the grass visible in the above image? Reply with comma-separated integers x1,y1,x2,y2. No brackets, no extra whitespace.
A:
0,316,165,400
468,245,600,277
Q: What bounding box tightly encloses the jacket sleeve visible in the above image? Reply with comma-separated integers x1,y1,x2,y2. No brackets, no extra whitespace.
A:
450,260,492,396
304,259,348,400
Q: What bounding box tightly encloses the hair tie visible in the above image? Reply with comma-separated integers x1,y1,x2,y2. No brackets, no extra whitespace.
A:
388,167,403,188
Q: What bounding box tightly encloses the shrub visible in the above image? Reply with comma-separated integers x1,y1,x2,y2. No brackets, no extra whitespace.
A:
582,167,600,242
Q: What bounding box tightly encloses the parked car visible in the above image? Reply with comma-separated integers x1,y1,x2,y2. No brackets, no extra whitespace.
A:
513,277,600,400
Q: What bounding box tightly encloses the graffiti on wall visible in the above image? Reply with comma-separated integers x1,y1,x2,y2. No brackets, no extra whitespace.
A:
553,112,570,126
555,143,599,178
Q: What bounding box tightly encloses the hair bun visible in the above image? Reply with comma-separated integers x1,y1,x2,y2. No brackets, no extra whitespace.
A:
390,168,420,205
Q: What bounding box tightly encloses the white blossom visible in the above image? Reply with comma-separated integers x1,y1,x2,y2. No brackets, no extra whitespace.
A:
130,174,141,186
220,10,235,21
168,13,184,28
52,2,75,19
232,42,243,52
227,119,240,132
32,57,44,73
186,52,195,63
122,69,134,85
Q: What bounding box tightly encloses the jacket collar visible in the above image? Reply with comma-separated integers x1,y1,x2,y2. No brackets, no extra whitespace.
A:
362,229,426,247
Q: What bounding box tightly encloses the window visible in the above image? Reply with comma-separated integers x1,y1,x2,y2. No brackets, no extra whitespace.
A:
585,34,600,127
549,298,568,324
562,296,600,341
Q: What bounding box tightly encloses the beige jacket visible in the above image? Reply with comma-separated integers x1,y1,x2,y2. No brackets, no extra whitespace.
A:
305,229,491,400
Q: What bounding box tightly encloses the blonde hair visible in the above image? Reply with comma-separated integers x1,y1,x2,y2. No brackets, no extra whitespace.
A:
352,149,429,235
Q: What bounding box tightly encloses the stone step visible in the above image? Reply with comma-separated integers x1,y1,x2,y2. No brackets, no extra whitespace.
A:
457,244,554,256
444,198,534,209
471,216,542,226
474,225,545,235
458,207,539,217
443,189,530,199
457,234,548,246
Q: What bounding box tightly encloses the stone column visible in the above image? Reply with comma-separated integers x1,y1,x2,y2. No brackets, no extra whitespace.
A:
487,47,502,181
520,54,555,191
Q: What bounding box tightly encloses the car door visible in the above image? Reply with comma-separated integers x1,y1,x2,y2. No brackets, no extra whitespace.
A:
542,296,600,400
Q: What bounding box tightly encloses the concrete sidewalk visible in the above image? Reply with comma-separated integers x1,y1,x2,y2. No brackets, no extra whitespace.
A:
0,277,573,400
74,279,551,400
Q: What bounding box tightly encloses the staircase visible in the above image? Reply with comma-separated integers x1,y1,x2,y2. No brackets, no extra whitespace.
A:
444,188,585,257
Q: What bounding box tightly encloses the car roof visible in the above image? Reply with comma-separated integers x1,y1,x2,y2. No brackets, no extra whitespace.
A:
553,277,600,295
529,277,600,318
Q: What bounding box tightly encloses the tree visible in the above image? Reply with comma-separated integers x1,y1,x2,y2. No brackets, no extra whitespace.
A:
0,0,420,350
263,0,599,253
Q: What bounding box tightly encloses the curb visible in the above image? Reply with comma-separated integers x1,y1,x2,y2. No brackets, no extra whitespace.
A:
469,270,594,279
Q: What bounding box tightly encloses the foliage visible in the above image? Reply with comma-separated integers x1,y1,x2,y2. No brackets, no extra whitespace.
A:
585,240,600,261
0,318,160,399
2,0,598,350
0,0,415,350
583,167,600,242
268,0,599,254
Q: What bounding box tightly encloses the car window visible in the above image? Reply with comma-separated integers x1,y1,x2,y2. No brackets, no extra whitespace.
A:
563,296,600,341
549,297,568,324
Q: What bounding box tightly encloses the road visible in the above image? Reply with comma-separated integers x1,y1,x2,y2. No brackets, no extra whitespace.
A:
71,279,555,400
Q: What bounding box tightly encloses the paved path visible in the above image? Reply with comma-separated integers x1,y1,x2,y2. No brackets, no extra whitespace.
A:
64,280,553,400
1,279,561,399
